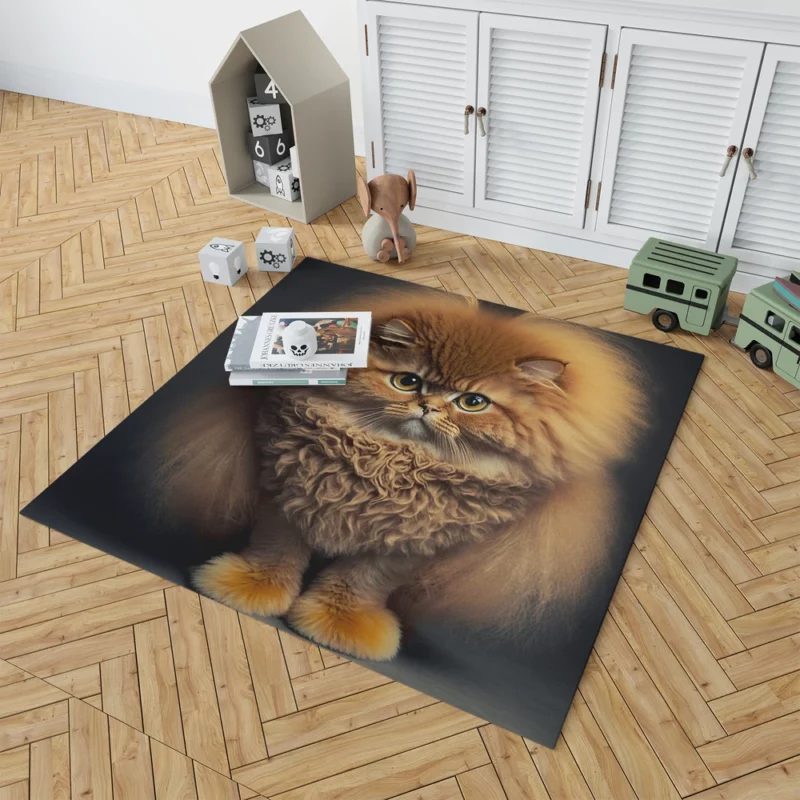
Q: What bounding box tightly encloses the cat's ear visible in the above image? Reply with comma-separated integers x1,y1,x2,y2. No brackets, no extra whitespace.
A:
374,319,417,348
517,359,565,383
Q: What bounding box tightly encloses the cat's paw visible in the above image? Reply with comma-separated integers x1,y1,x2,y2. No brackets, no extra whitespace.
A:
288,589,401,661
192,553,300,617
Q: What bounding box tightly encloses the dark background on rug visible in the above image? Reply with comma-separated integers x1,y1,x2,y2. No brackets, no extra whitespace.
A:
24,259,703,747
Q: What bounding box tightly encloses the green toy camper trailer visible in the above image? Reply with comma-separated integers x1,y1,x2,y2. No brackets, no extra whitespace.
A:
623,238,800,390
624,238,738,335
733,274,800,388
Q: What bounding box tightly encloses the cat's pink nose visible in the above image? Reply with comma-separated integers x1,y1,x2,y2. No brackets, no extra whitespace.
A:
420,402,440,415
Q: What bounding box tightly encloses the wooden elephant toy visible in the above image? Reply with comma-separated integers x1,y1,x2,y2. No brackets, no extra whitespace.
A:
357,171,417,263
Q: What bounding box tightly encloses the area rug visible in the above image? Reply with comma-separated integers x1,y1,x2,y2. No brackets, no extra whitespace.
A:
23,258,703,747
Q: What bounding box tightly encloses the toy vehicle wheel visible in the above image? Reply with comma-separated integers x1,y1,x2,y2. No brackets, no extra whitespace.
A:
750,344,773,370
652,309,679,332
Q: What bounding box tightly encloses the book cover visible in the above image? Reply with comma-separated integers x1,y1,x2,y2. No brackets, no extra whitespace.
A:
224,316,262,372
249,312,372,370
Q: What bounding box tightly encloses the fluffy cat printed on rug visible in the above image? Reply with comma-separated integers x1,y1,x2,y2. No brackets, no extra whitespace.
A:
155,291,647,661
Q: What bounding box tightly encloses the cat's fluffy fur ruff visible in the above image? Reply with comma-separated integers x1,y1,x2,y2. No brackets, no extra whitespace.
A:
257,394,536,558
155,290,645,654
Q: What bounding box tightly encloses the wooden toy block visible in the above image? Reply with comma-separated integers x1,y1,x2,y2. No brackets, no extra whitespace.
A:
254,72,288,105
253,161,270,188
198,238,247,286
290,145,300,179
267,158,300,201
255,226,296,272
248,129,294,165
247,97,291,137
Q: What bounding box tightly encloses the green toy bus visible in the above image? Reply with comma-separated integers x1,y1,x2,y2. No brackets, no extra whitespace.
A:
623,238,738,335
733,277,800,384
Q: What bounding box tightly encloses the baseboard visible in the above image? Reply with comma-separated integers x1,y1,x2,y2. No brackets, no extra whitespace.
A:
408,205,773,296
0,61,216,127
0,61,367,156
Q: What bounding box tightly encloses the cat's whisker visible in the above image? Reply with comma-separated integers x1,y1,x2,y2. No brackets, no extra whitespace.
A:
352,409,392,426
433,428,474,467
534,378,567,397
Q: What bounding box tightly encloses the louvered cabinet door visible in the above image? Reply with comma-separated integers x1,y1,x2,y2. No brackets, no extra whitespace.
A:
475,15,606,227
719,45,800,274
365,1,478,207
596,29,764,248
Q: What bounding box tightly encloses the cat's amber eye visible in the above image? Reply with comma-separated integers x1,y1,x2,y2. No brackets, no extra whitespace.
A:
455,393,491,412
389,373,422,392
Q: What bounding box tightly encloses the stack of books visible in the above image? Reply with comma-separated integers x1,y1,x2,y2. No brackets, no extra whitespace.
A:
224,313,372,386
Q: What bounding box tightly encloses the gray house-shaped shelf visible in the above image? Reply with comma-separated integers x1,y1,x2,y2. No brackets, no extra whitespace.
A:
210,11,355,223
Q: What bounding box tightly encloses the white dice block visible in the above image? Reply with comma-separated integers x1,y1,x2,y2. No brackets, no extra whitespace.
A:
198,237,247,286
289,145,300,179
253,160,270,188
247,97,288,136
255,226,296,273
268,158,300,201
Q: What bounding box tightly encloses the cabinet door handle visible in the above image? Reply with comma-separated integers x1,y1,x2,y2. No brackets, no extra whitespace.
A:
743,147,758,180
464,105,474,135
476,107,487,137
719,145,737,177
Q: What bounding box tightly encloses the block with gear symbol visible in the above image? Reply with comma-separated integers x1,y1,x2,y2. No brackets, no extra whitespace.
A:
247,97,291,137
267,158,300,201
255,226,296,273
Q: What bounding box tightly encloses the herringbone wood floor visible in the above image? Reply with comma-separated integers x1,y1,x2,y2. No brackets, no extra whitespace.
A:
1,93,799,800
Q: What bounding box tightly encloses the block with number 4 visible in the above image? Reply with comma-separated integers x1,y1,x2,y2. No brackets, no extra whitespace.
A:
247,129,294,166
255,227,296,272
254,73,288,105
268,158,300,201
247,97,291,137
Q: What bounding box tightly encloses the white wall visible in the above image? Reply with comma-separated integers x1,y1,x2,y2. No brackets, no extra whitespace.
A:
5,0,800,160
0,0,365,154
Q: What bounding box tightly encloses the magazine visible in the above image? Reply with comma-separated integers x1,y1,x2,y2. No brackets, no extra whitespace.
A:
229,368,347,386
249,312,372,370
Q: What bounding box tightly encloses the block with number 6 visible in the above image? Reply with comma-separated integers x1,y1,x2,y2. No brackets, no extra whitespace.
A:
254,72,288,105
247,130,294,166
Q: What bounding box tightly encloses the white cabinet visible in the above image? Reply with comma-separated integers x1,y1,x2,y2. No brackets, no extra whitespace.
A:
474,15,606,227
719,44,800,275
365,3,606,219
360,0,800,288
595,29,764,248
365,1,478,207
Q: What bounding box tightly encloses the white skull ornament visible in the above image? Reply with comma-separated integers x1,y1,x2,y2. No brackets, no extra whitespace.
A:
282,320,318,360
